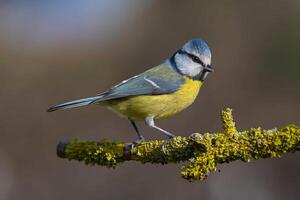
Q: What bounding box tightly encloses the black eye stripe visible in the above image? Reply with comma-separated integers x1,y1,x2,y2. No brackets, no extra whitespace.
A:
177,49,205,66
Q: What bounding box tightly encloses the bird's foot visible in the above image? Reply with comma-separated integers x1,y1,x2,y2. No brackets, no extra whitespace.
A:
129,135,145,150
161,135,175,154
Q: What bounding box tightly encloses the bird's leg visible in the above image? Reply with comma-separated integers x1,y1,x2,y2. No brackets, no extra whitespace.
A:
145,117,175,139
145,117,175,152
129,120,145,148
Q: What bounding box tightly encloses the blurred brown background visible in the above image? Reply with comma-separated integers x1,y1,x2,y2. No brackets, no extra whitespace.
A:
0,1,299,200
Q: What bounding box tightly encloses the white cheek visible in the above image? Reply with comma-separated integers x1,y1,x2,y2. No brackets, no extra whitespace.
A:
174,54,201,77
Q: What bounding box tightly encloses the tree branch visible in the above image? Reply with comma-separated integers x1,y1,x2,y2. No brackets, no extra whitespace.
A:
56,108,300,181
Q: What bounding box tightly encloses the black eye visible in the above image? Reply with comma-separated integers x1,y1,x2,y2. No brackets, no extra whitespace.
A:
188,53,203,65
191,55,200,63
177,49,204,66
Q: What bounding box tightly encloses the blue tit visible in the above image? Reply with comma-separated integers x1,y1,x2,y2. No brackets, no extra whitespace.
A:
47,38,213,147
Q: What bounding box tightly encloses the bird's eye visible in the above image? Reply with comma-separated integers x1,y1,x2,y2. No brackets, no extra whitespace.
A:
188,54,203,65
191,55,200,63
178,49,204,66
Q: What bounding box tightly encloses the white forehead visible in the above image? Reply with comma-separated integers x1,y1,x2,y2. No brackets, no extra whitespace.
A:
199,54,211,66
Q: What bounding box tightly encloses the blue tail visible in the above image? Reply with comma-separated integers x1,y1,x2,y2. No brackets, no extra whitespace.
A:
47,96,102,112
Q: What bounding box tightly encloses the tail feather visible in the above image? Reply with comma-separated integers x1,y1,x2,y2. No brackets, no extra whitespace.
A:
47,96,102,112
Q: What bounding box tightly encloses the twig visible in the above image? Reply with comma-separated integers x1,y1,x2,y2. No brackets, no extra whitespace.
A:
56,108,300,181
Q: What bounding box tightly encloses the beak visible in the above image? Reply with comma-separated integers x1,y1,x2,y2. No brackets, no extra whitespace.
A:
204,65,214,72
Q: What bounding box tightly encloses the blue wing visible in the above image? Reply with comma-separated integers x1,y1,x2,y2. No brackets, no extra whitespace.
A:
92,62,184,102
95,75,183,102
47,62,183,112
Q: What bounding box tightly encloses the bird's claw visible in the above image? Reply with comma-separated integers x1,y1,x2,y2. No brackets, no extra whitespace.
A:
129,136,145,150
161,135,174,154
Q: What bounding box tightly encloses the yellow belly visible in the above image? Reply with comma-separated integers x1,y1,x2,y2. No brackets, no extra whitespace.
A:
107,77,202,121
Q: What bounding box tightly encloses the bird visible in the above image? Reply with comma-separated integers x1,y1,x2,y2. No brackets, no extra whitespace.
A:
47,38,213,148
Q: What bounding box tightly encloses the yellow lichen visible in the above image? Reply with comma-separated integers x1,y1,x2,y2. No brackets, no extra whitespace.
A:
58,108,300,181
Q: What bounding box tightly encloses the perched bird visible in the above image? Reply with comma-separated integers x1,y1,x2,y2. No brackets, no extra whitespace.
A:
47,38,213,148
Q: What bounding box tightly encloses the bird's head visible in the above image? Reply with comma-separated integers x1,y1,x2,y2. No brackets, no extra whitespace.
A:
170,38,213,81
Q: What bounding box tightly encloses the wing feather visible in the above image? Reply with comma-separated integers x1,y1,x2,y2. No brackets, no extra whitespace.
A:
92,62,184,103
47,62,184,111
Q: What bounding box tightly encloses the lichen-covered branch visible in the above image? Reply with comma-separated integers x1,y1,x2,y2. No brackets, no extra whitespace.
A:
56,108,300,181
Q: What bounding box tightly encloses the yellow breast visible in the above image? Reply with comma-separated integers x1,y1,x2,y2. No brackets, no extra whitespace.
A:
108,77,202,121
